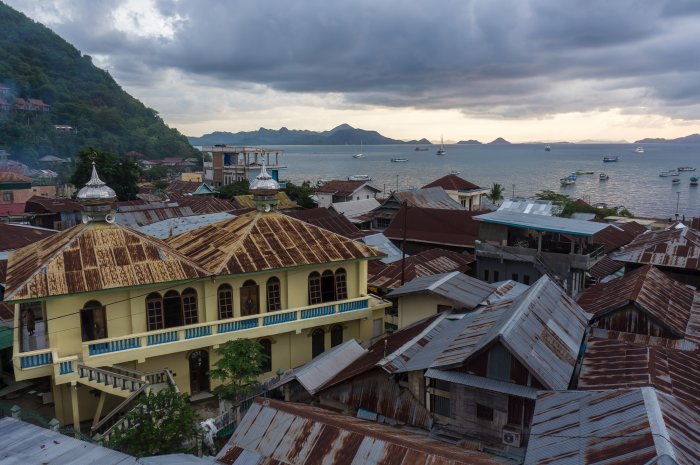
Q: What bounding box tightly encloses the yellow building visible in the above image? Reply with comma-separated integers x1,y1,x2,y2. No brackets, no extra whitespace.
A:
180,171,203,182
5,164,389,433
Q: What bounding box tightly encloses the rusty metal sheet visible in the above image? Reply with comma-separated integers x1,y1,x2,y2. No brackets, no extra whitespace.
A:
369,249,474,291
315,180,377,197
383,207,484,248
577,265,698,340
422,174,481,192
587,255,625,280
4,223,209,301
386,270,491,309
613,226,700,271
525,388,700,465
394,187,465,210
0,223,57,252
167,211,383,275
217,398,511,465
285,208,366,240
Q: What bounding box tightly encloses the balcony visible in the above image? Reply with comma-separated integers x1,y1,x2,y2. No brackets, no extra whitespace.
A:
475,241,604,271
14,295,389,381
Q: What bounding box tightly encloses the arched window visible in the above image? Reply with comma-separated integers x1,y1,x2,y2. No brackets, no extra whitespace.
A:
80,300,107,342
218,284,233,319
334,268,348,301
321,270,335,302
266,277,281,312
330,325,343,348
259,339,272,372
163,290,183,327
312,328,325,358
146,293,164,331
240,279,260,316
182,288,198,325
308,272,322,305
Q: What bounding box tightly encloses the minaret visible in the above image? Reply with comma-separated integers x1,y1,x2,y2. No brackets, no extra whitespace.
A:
249,163,280,212
76,162,117,223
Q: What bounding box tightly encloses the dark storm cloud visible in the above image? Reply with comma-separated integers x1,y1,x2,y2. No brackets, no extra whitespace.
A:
8,0,700,119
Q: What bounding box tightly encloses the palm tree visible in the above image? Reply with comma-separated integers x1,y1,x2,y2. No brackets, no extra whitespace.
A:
485,182,504,207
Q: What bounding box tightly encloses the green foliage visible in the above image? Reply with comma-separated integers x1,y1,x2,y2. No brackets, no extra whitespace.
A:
70,147,141,200
0,3,198,165
535,190,634,218
485,182,504,206
210,339,268,401
141,165,171,182
216,180,250,199
285,181,315,208
107,388,199,457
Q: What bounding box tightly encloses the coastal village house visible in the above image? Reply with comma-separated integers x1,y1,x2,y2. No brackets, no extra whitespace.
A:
0,172,56,205
314,180,381,208
422,174,488,211
368,186,464,230
5,164,389,431
200,145,284,188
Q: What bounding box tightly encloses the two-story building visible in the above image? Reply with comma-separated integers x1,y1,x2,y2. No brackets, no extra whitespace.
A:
423,174,488,211
5,164,389,432
201,146,284,188
314,180,381,208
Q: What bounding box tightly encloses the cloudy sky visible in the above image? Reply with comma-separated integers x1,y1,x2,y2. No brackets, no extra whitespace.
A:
6,0,700,142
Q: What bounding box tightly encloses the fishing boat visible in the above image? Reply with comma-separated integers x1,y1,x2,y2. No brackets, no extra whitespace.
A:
348,174,371,181
659,170,673,177
560,175,576,186
635,146,645,153
414,147,429,151
390,157,408,162
678,166,696,171
672,178,681,185
436,135,446,156
545,145,551,151
603,156,619,162
575,170,594,175
569,172,578,180
353,141,364,158
669,170,680,176
599,173,609,181
691,176,699,186
449,170,461,175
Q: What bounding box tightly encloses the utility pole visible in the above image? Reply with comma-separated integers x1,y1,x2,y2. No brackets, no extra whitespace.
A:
512,184,515,199
676,192,681,220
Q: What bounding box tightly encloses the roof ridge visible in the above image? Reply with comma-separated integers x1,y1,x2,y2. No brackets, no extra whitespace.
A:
213,211,263,274
641,387,678,461
378,312,449,369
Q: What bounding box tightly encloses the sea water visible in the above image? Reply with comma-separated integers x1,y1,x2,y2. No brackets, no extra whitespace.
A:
273,143,700,219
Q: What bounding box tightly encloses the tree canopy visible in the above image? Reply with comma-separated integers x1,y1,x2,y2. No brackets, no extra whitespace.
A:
485,182,504,207
285,181,315,209
70,147,140,201
535,190,633,218
210,338,268,402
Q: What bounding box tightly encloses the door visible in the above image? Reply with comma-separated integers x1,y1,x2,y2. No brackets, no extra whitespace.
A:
189,350,210,395
80,302,107,341
240,281,260,316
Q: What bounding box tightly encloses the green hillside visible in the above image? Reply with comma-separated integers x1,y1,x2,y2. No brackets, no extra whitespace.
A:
0,2,197,166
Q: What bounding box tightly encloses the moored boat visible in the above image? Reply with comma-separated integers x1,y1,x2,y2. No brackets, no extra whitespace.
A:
436,135,446,155
414,147,429,151
560,175,576,186
635,146,644,153
603,156,619,162
678,166,696,171
390,157,408,162
348,174,371,181
545,145,551,151
575,170,594,175
672,178,681,185
599,173,609,181
691,176,699,186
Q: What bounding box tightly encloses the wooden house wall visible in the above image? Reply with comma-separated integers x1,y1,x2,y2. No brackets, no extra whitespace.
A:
596,304,677,339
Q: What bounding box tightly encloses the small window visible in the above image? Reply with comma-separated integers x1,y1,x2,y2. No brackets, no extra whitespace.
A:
431,394,451,417
312,328,325,358
483,269,490,282
217,284,233,319
146,293,164,331
330,325,343,347
308,272,322,305
334,268,348,301
182,288,198,325
266,277,282,312
493,270,500,282
2,192,12,202
476,404,494,421
523,275,531,285
512,273,519,282
259,339,272,373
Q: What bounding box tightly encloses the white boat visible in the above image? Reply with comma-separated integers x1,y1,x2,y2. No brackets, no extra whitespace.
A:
436,135,446,155
348,174,371,181
678,166,696,171
545,145,551,151
660,170,679,177
599,173,609,181
635,146,644,153
390,157,408,162
353,141,364,158
672,178,681,185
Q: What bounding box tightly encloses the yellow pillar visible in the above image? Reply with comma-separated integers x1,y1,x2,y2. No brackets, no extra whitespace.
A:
92,391,106,429
70,382,80,434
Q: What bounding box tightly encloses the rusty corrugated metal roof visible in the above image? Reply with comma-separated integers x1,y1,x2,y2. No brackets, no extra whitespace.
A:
0,223,57,252
587,255,625,280
25,196,82,213
233,192,298,210
422,174,482,192
4,222,209,301
588,327,698,351
394,187,466,210
525,388,700,465
115,205,196,227
217,398,512,465
384,207,483,248
578,337,700,406
592,223,644,253
369,248,475,291
431,276,591,390
167,211,384,276
284,208,366,239
386,271,494,310
577,265,699,340
613,226,700,270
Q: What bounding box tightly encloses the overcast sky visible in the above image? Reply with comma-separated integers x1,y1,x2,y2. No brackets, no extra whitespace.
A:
6,0,700,142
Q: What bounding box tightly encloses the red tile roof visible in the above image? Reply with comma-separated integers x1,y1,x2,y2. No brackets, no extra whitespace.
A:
315,180,378,196
422,174,481,191
368,248,474,290
383,206,484,248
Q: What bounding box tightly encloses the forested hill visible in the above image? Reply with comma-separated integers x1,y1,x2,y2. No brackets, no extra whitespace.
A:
0,2,197,166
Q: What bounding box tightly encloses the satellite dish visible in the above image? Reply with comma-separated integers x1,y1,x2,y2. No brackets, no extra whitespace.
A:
264,204,271,212
105,213,115,224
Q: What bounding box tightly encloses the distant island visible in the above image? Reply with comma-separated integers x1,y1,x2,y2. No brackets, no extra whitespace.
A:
457,139,482,145
188,124,431,146
487,137,511,145
634,133,700,144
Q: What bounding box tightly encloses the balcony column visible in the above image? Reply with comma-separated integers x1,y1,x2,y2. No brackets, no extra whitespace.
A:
537,233,542,253
92,391,107,428
71,381,80,434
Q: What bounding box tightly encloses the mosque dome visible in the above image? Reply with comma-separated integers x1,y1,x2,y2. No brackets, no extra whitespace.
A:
250,163,280,191
250,164,280,212
76,162,117,203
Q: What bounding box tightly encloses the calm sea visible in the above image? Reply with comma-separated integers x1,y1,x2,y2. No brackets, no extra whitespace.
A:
273,143,700,219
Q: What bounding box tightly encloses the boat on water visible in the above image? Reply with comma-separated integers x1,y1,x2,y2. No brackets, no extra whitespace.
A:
545,145,551,151
560,175,576,186
599,173,609,181
415,147,429,151
436,135,446,156
603,156,619,162
390,157,408,162
672,178,681,185
678,166,696,171
635,146,645,153
575,170,594,175
691,176,699,186
353,141,364,158
449,170,460,175
659,170,679,177
569,172,578,180
348,174,371,181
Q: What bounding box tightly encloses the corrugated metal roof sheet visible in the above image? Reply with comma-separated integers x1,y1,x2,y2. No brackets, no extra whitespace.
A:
370,249,475,291
613,226,700,271
0,223,57,252
0,417,138,464
4,222,208,301
284,208,366,239
176,196,238,215
588,255,625,279
592,223,645,253
167,211,383,275
497,199,555,216
577,265,699,340
425,368,539,400
394,187,466,210
360,233,403,263
217,398,512,465
315,180,378,196
475,211,610,236
422,174,482,192
138,454,215,464
432,276,591,390
329,198,380,221
479,280,530,305
524,388,700,465
588,327,698,351
384,207,483,248
115,206,196,227
25,195,82,213
578,337,700,406
386,271,494,309
136,212,236,239
271,340,367,395
233,192,298,210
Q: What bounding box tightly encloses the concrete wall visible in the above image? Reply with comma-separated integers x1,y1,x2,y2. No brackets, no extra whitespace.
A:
397,294,454,329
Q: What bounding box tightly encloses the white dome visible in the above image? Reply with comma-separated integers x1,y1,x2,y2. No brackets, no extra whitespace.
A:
250,163,280,191
76,163,117,201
